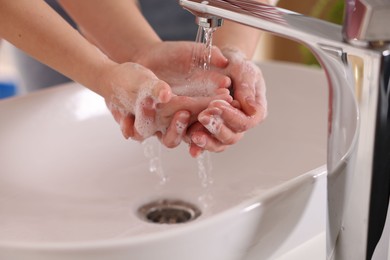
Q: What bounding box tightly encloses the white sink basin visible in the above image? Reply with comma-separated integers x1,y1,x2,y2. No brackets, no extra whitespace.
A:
0,62,327,260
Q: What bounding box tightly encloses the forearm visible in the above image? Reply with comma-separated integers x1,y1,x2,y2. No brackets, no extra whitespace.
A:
0,0,114,95
58,0,161,63
213,0,277,59
213,20,260,59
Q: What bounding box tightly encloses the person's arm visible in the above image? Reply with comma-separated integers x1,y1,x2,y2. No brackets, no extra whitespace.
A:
213,0,277,58
213,20,260,59
0,0,113,95
58,0,160,64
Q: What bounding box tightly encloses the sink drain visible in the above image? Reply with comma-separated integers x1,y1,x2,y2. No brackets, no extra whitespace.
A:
138,199,201,224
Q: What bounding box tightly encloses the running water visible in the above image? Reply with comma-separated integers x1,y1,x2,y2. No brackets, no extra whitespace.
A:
192,25,217,71
142,138,168,185
197,151,214,187
197,151,214,209
142,25,217,188
192,25,217,200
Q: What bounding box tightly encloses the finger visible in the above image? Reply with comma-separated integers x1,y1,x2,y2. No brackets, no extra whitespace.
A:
185,122,205,157
151,80,172,103
119,114,134,140
233,82,257,116
189,143,204,158
110,107,122,124
157,95,231,125
120,114,146,141
191,131,228,153
138,96,156,118
189,69,231,90
210,46,229,68
160,111,190,148
188,120,229,153
198,117,244,145
200,100,265,133
208,70,231,89
187,123,231,155
214,88,230,96
234,64,267,117
197,105,244,145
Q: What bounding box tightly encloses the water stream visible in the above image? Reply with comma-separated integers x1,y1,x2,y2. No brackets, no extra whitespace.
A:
192,26,217,71
143,24,217,197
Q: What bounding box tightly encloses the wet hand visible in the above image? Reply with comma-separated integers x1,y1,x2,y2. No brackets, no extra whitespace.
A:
155,89,232,148
101,62,233,150
134,41,229,83
128,41,235,148
100,62,172,140
187,47,268,157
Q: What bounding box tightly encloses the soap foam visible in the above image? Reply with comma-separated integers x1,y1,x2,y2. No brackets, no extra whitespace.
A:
175,120,186,135
204,114,223,135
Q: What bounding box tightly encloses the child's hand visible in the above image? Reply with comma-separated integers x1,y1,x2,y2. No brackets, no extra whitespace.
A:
187,47,268,157
100,62,172,139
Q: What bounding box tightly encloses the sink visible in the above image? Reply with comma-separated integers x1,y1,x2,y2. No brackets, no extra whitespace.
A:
0,62,327,260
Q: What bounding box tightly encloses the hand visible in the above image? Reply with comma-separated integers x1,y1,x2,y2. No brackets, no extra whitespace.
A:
99,62,172,139
134,41,230,88
100,61,233,148
187,47,268,157
129,41,233,148
155,89,232,148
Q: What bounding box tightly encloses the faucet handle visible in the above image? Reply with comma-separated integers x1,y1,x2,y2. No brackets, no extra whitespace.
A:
344,0,390,44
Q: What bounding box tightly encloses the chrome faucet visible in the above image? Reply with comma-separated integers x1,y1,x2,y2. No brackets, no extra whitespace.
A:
179,0,390,259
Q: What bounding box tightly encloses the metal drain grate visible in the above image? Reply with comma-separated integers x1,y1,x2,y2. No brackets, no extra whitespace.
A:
138,199,201,224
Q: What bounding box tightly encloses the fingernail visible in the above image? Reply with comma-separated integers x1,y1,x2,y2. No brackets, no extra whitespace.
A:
210,99,230,108
202,115,223,135
179,111,190,121
192,135,207,148
176,120,187,135
245,97,258,116
199,114,210,125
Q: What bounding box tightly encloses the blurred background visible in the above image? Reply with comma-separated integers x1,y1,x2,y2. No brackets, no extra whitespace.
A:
255,0,344,64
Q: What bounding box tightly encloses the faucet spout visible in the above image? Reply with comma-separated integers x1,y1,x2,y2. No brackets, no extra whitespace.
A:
179,0,390,259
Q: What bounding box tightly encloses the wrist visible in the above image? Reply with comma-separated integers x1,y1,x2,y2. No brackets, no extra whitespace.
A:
220,46,249,61
131,40,162,67
88,54,118,98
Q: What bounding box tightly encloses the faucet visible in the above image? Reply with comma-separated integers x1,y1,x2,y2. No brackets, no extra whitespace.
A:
179,0,390,259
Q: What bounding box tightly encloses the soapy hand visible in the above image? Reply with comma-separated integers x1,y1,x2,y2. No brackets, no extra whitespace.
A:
134,41,230,85
101,55,232,147
154,88,232,148
187,47,268,157
100,62,172,140
129,41,233,147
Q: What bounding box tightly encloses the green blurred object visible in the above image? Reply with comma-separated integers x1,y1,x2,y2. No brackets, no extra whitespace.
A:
301,0,345,66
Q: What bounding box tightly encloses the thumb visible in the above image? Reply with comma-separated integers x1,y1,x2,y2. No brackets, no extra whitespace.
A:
151,80,172,104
